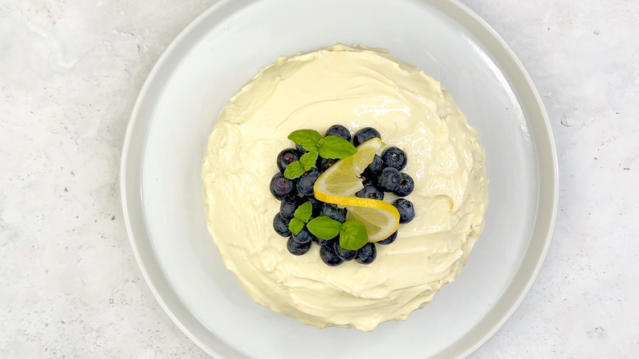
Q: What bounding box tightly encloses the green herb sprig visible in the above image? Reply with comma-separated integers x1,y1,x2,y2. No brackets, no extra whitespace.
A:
283,129,356,180
307,216,369,250
288,201,313,235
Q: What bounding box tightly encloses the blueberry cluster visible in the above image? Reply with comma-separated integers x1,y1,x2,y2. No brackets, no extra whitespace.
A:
270,125,415,266
361,147,415,224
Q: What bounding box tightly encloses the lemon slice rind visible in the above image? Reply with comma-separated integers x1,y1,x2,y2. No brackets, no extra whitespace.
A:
313,138,400,243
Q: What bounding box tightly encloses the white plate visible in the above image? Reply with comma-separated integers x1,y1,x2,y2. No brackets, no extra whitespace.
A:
120,0,557,358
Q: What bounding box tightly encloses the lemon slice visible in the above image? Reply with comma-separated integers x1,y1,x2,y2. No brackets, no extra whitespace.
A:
314,138,381,198
346,205,399,242
313,138,400,242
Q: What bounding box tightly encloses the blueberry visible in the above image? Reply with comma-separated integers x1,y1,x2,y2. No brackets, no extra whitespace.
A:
308,197,322,216
320,203,347,222
287,236,311,255
394,173,414,196
314,236,334,247
325,125,351,141
362,178,375,187
318,157,337,172
353,127,381,146
273,213,291,237
320,242,344,266
355,243,377,264
363,155,384,180
296,144,308,154
317,237,334,245
378,231,397,245
376,167,401,192
277,148,300,173
280,195,299,219
393,198,415,223
333,240,356,260
356,184,384,200
292,228,314,244
296,168,320,196
382,147,407,170
270,173,296,199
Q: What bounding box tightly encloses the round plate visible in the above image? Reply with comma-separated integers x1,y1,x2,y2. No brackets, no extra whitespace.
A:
120,0,557,358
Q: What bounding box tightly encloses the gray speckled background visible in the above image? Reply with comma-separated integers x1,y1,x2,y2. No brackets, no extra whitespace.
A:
1,1,637,357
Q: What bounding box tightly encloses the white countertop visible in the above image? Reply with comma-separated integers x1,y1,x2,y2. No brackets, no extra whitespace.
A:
1,1,637,357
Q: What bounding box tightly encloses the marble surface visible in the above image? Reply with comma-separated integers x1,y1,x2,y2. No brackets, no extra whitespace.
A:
0,0,637,357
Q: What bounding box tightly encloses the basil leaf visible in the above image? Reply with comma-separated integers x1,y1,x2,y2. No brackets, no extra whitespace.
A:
283,161,305,179
318,136,357,159
288,130,322,152
288,218,305,235
299,151,318,171
294,201,313,223
339,220,368,250
307,216,342,240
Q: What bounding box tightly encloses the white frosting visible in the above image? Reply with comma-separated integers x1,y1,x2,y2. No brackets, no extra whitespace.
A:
202,44,488,331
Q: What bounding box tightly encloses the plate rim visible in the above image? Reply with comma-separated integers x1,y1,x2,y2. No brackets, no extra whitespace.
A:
120,0,558,358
